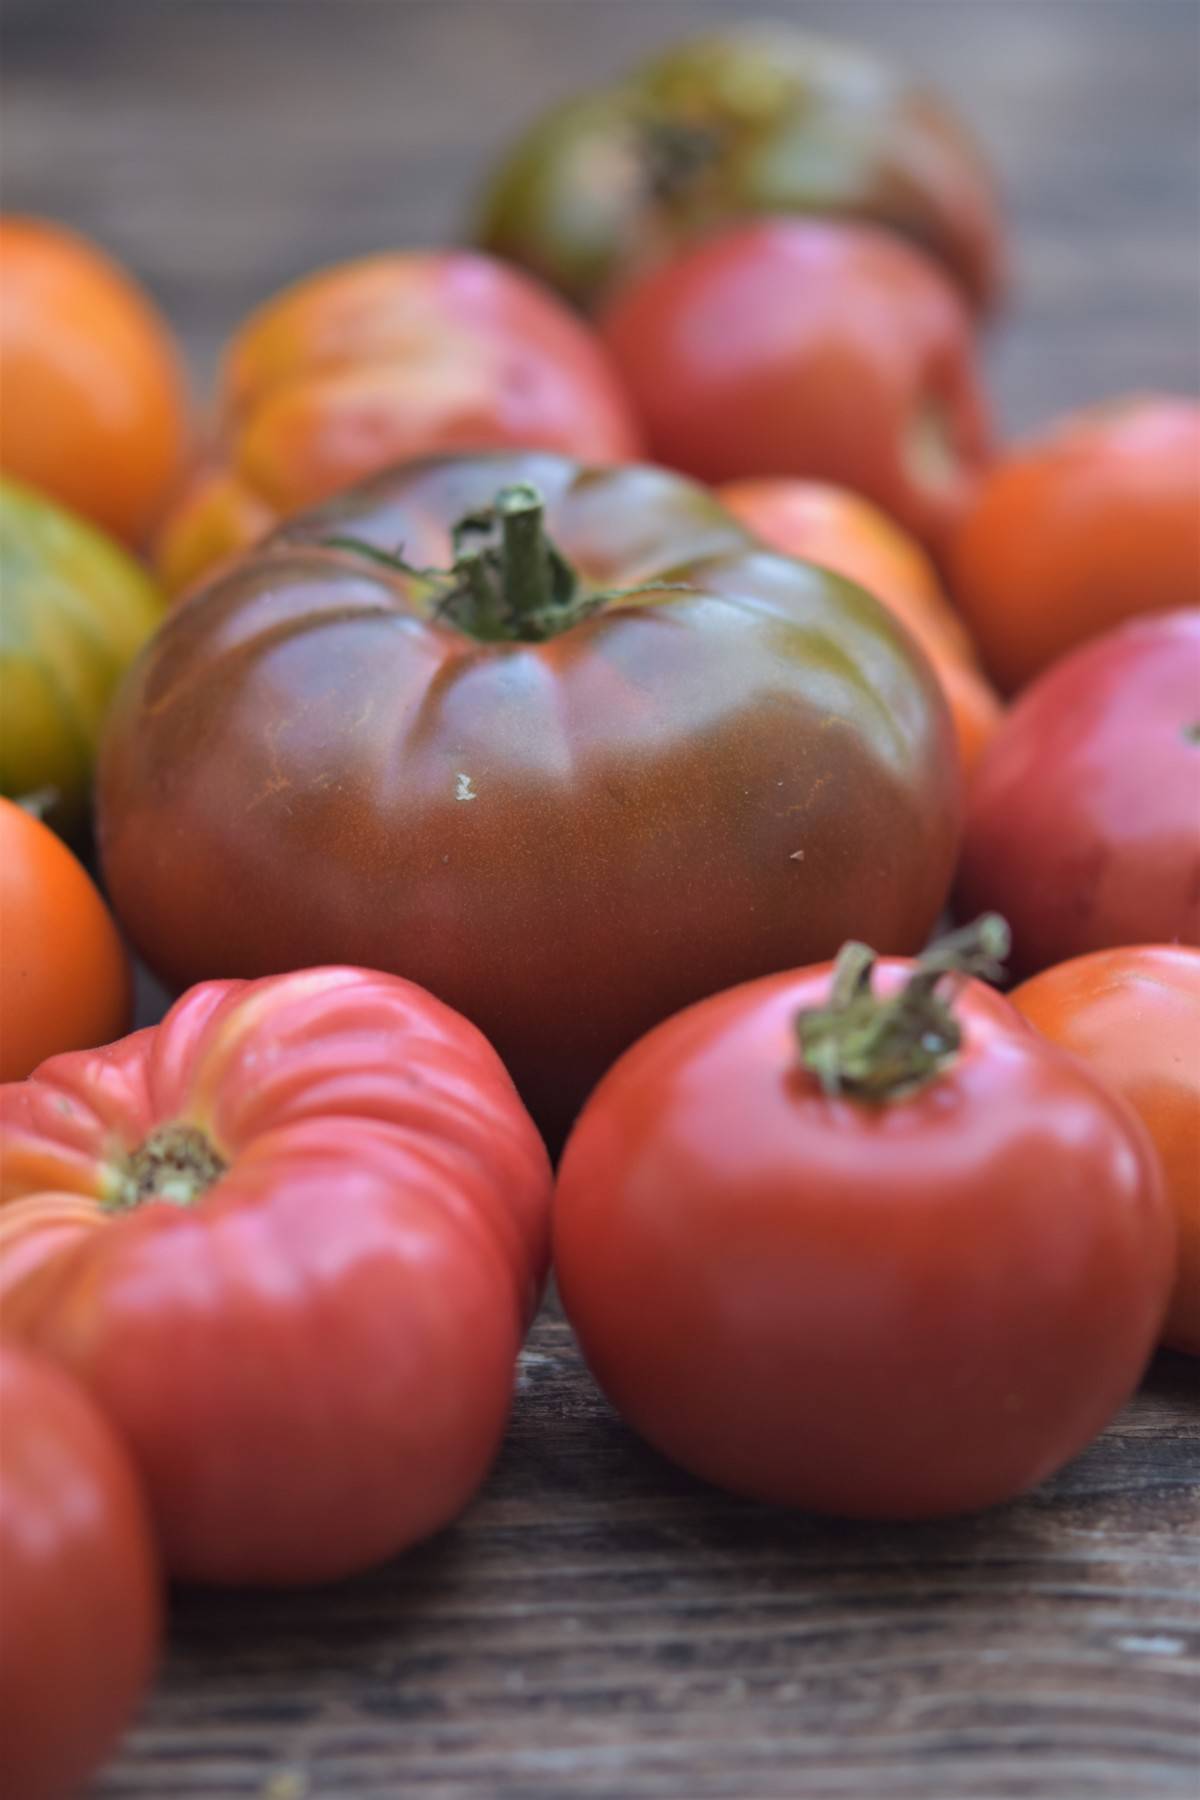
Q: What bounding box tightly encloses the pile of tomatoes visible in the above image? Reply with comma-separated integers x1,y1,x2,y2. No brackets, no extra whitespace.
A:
1,25,1197,1797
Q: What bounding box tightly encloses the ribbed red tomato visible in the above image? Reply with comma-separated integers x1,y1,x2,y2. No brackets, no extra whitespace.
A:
0,966,552,1585
0,1346,160,1800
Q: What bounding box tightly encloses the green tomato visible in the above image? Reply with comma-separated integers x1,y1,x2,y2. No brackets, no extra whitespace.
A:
0,478,164,837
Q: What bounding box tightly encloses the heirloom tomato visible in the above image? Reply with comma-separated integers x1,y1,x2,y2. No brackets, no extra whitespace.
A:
720,477,1002,777
600,220,991,553
100,451,961,1147
0,966,552,1584
0,1347,160,1800
153,249,641,593
554,922,1174,1516
0,479,164,836
950,397,1200,692
0,216,187,544
474,25,1004,314
1011,946,1200,1356
957,613,1200,973
0,798,130,1081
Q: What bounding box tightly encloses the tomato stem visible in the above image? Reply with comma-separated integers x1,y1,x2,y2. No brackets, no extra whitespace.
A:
795,914,1010,1102
109,1123,227,1211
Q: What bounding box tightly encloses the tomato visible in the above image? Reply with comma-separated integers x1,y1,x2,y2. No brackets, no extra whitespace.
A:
100,451,961,1148
950,397,1200,693
1010,946,1200,1356
0,966,551,1585
0,479,164,837
153,250,642,594
474,25,1005,314
600,221,991,554
957,612,1200,974
0,799,130,1081
554,924,1174,1517
0,217,188,545
720,477,1003,778
0,1346,160,1800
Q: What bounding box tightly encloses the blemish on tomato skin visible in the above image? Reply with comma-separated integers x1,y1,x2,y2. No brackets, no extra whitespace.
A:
455,772,478,801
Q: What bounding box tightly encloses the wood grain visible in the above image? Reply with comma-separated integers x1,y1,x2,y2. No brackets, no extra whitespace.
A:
2,2,1198,1795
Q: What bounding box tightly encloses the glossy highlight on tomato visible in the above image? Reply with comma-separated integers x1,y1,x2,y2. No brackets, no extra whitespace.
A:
554,937,1174,1517
0,1346,160,1800
0,965,552,1584
101,450,962,1147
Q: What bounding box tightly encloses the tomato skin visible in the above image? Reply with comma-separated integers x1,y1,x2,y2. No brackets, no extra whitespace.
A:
153,250,642,594
100,451,961,1148
0,217,187,545
0,480,165,837
950,397,1200,693
0,799,131,1081
719,477,1003,779
554,963,1173,1517
600,221,990,554
474,26,1004,314
0,966,552,1584
957,613,1200,975
1010,946,1200,1356
0,1346,160,1800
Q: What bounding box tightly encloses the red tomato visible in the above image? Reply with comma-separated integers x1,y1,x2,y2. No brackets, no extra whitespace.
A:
1010,946,1200,1356
0,966,551,1584
154,249,643,594
0,799,131,1081
950,397,1200,693
0,1346,160,1800
599,220,991,553
957,612,1200,974
718,477,1004,779
554,928,1173,1517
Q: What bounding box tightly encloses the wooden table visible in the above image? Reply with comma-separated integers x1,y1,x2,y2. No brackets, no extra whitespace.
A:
4,3,1199,1794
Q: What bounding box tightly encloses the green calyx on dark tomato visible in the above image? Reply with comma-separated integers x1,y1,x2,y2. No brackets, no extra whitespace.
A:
97,449,961,1148
325,481,667,645
473,26,1005,314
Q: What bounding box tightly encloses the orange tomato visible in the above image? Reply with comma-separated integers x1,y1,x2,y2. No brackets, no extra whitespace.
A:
0,217,188,545
154,249,642,594
949,396,1200,693
721,477,1003,779
0,799,130,1080
1010,946,1200,1356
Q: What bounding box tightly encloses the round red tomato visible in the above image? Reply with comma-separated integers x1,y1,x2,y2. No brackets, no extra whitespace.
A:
950,397,1200,693
0,966,552,1585
554,927,1173,1517
0,1346,160,1800
1011,946,1200,1356
957,612,1200,975
100,451,960,1149
599,220,991,554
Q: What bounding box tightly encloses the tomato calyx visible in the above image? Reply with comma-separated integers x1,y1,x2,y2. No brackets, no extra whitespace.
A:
110,1123,227,1211
796,914,1010,1103
325,483,682,644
